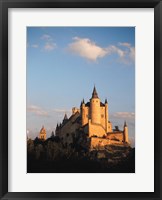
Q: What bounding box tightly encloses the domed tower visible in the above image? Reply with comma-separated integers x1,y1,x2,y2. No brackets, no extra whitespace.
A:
39,125,46,140
123,121,129,143
90,86,101,124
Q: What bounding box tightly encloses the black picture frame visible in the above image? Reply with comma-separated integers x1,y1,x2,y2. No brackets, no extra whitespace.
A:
0,0,162,199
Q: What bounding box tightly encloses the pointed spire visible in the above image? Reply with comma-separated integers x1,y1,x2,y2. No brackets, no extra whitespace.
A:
40,125,44,131
92,85,99,98
56,123,58,129
64,113,68,120
105,98,108,104
124,121,127,127
80,98,85,107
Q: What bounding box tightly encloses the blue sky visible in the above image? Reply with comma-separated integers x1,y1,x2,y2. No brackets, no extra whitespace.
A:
27,27,135,146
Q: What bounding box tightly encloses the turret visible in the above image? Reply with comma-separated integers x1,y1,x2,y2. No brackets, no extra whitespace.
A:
90,86,101,124
63,113,68,124
81,98,86,126
55,123,59,136
123,121,129,143
105,98,109,132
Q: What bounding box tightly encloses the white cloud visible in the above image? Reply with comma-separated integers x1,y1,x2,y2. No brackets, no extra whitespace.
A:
27,105,49,116
67,37,135,64
44,42,56,51
106,45,125,58
68,37,107,61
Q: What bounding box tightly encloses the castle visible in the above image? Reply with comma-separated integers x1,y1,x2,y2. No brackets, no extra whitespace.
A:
55,87,129,149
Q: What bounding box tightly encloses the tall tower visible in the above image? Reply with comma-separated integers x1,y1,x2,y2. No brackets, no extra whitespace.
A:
123,121,129,143
90,86,101,124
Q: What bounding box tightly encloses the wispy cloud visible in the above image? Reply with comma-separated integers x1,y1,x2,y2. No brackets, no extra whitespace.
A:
31,44,39,48
111,112,135,119
41,34,53,41
53,108,71,113
41,34,57,52
67,37,135,64
44,42,56,51
118,42,131,48
27,105,49,116
118,42,135,63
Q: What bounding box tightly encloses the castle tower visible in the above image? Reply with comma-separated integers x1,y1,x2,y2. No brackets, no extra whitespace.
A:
39,125,46,140
123,121,129,143
105,98,109,132
81,99,87,126
90,86,101,124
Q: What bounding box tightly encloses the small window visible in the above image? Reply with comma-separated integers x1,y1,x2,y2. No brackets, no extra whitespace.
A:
101,114,104,118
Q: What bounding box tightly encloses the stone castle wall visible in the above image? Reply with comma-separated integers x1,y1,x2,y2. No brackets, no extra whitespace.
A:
58,112,80,144
88,120,106,137
90,137,124,149
107,132,124,142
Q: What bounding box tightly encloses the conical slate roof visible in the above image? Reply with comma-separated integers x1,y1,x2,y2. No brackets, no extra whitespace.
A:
92,86,99,98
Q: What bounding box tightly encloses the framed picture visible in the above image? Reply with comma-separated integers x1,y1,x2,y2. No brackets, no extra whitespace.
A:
0,0,161,199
